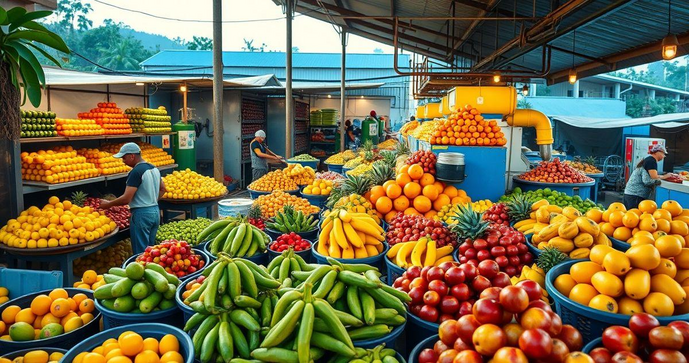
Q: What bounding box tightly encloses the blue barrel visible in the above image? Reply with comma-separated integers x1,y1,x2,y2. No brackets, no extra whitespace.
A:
512,177,596,198
326,163,344,174
385,256,405,285
122,248,209,281
299,191,328,209
353,321,406,351
408,335,437,363
267,240,313,263
287,160,319,169
312,242,389,270
95,298,183,330
405,313,438,357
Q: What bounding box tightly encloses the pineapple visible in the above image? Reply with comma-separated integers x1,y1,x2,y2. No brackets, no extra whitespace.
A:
450,204,490,241
248,204,262,220
535,247,568,273
362,139,374,153
340,175,373,196
369,162,395,186
380,150,397,168
584,155,597,166
363,150,376,164
70,191,88,207
506,193,533,222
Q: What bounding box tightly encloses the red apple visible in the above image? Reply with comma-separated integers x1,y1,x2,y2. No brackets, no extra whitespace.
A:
527,299,553,313
445,267,466,285
610,351,643,363
453,337,472,352
472,275,492,292
546,338,571,363
456,314,482,342
548,311,563,336
603,326,639,353
519,307,552,331
492,347,528,363
407,265,422,279
649,326,684,350
518,328,553,359
450,283,471,301
439,319,459,345
453,350,484,363
419,305,439,322
427,266,445,281
429,280,449,297
492,272,512,288
629,313,660,339
459,263,478,281
558,325,584,352
503,323,524,347
480,286,502,300
423,290,441,306
472,323,507,356
649,349,688,363
459,301,473,316
440,295,460,314
438,261,458,271
668,321,689,349
589,347,613,363
499,286,530,313
472,298,504,325
515,280,543,301
418,348,438,363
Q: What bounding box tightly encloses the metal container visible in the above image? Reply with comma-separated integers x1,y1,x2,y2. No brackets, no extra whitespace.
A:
436,152,466,183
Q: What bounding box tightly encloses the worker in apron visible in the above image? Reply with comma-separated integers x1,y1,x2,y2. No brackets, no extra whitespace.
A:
250,130,284,181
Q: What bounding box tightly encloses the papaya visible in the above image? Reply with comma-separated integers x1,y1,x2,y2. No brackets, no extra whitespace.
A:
569,248,590,259
573,233,594,248
575,217,600,236
625,245,661,270
538,223,561,241
536,207,551,224
588,294,618,313
590,244,615,265
551,214,568,225
651,258,677,278
548,237,575,253
595,232,611,246
650,274,686,304
537,242,549,250
531,199,549,211
563,206,583,220
591,271,623,297
618,297,644,315
558,222,579,240
570,261,603,284
643,292,674,316
624,269,651,300
546,205,564,214
674,287,689,315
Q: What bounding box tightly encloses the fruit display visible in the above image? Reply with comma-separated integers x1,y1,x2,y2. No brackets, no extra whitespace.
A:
266,205,318,233
0,288,95,341
1,349,64,363
100,142,175,167
20,110,57,138
347,163,375,177
269,233,311,253
501,187,601,213
78,148,129,175
94,262,180,314
253,190,320,219
406,150,437,175
386,213,457,247
73,270,106,290
588,313,689,362
302,178,334,196
431,104,507,146
596,200,689,248
78,102,132,135
554,243,689,316
410,119,439,142
316,209,386,258
248,169,299,192
377,138,398,150
124,106,172,133
325,150,357,165
416,284,587,362
0,289,8,305
161,169,228,200
55,118,104,137
180,275,205,304
0,196,116,249
329,193,382,225
566,159,602,174
247,204,265,231
330,344,401,362
155,217,212,244
69,331,184,363
136,240,206,278
198,218,270,258
315,171,345,182
73,238,133,276
483,202,510,226
284,164,316,185
518,158,594,184
289,154,319,162
20,147,99,183
386,237,455,268
400,120,419,136
82,195,131,230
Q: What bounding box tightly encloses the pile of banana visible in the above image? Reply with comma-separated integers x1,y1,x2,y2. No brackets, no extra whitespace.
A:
198,218,270,258
385,237,454,268
317,209,386,259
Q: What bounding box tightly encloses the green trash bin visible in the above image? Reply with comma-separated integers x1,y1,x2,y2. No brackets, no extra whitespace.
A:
172,122,196,171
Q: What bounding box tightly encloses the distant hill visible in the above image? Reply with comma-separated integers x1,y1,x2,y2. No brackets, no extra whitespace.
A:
120,28,186,52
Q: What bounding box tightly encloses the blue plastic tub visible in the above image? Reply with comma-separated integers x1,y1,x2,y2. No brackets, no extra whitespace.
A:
342,166,353,175
312,242,390,270
0,288,100,355
175,275,199,322
265,226,318,242
353,320,406,351
385,255,405,285
2,348,67,360
408,335,437,363
583,337,602,354
299,191,328,209
122,247,209,281
546,260,689,342
526,238,543,257
95,297,183,330
512,177,596,198
326,163,344,174
61,324,194,363
288,160,319,169
203,237,270,265
267,240,313,263
0,268,62,299
610,236,631,251
405,312,438,356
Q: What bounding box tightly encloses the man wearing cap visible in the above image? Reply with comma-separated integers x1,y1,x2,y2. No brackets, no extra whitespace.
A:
623,144,670,209
250,130,284,181
100,142,166,254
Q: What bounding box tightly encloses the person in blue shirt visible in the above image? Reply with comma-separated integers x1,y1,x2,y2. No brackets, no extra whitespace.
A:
101,142,166,254
251,130,284,181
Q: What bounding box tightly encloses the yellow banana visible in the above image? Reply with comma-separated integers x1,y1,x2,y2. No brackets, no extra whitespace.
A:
350,218,384,241
410,240,427,267
354,245,368,258
434,256,454,266
396,242,417,268
317,238,329,255
333,218,349,249
357,231,367,245
375,243,384,253
424,240,437,267
319,219,333,246
342,247,354,259
387,242,406,258
365,244,379,256
320,216,333,229
364,235,382,246
328,236,342,258
513,219,537,228
435,245,454,259
342,221,364,248
339,209,352,223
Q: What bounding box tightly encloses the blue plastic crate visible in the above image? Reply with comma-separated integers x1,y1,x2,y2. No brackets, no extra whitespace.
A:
408,335,437,363
312,242,389,270
0,288,100,354
61,324,193,363
95,298,183,330
0,268,62,299
122,247,210,281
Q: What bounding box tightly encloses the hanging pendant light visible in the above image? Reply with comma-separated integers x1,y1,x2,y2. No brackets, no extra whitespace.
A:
568,31,577,85
493,72,501,83
521,84,529,96
568,69,578,85
662,0,678,60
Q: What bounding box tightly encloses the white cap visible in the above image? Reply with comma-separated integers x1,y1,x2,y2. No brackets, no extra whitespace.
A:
255,130,266,138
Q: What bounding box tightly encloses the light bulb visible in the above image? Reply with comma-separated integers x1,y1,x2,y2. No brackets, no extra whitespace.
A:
568,69,577,85
180,84,187,92
327,94,332,98
135,82,144,86
662,34,679,60
493,73,501,83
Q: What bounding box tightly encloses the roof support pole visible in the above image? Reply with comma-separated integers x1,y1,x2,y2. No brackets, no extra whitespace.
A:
340,29,347,152
285,0,294,158
212,0,224,182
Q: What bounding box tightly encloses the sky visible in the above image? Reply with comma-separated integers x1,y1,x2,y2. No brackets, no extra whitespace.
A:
81,0,394,54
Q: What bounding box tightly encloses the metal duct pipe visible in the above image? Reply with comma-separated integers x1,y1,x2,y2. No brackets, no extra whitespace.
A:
505,109,554,161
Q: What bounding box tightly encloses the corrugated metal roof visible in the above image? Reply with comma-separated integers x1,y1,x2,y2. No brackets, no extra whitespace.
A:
593,74,689,96
553,112,689,129
141,51,410,69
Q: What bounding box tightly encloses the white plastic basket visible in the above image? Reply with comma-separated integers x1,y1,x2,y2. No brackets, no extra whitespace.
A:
218,198,253,218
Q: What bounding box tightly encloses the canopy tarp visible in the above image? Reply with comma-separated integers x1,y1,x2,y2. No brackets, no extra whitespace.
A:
552,113,689,129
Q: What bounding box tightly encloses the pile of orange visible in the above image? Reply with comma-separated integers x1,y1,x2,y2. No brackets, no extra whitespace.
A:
593,200,689,247
72,270,106,290
0,288,95,341
78,148,129,175
56,118,104,137
248,170,299,192
78,102,132,135
369,163,460,223
72,332,183,363
430,105,506,146
253,190,320,219
20,147,100,184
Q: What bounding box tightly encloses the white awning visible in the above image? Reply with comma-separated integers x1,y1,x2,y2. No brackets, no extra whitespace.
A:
552,113,689,129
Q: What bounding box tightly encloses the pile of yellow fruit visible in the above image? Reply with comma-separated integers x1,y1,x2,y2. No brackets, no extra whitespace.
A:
71,332,183,363
0,288,8,305
249,169,299,192
0,197,116,249
554,243,689,316
283,164,315,185
317,209,385,258
400,120,419,136
161,169,227,200
410,119,439,142
0,350,64,363
332,194,381,224
0,288,95,341
433,197,490,224
72,270,106,290
377,139,398,150
347,163,373,177
56,118,104,137
595,200,689,246
253,190,320,219
73,238,132,276
101,143,175,168
302,179,334,196
78,148,129,175
386,237,454,268
343,156,364,169
20,147,99,184
325,150,356,165
471,199,494,213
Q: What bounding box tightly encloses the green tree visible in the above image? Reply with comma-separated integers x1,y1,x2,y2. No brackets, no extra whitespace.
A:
54,0,92,32
625,95,677,118
187,36,212,50
98,37,146,70
242,38,267,52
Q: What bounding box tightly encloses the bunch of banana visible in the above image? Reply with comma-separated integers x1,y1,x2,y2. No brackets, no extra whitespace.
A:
327,344,401,363
385,237,454,268
195,216,241,244
317,209,385,259
202,218,270,258
266,248,317,285
265,205,318,233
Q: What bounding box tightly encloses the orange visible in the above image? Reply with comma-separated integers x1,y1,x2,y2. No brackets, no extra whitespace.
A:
103,342,121,356
384,211,397,223
643,292,675,316
398,164,409,176
385,184,402,199
119,332,144,357
395,173,411,187
403,208,420,216
60,311,78,326
50,298,71,318
375,197,393,214
554,274,577,297
30,295,52,316
656,218,671,233
83,353,106,363
600,223,615,237
105,349,125,362
671,220,689,236
628,208,642,216
15,308,35,324
639,217,658,232
569,283,599,306
424,210,437,219
142,338,159,354
609,211,625,228
612,227,632,242
369,186,386,205
661,200,683,217
79,299,95,314
419,173,435,187
653,209,672,221
382,180,396,190
601,210,611,223
653,231,668,240
413,196,432,213
134,351,159,363
655,235,683,258
609,202,626,212
82,270,98,285
48,289,68,301
159,352,183,363
72,293,88,306
585,208,603,223
159,334,179,354
67,298,78,312
456,189,468,198
393,196,410,212
639,200,658,214
622,212,640,229
631,231,655,246
73,352,88,363
570,261,603,284
40,313,60,327
422,185,439,201
407,164,424,180
2,305,21,324
403,183,421,199
433,194,451,211
443,185,458,198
